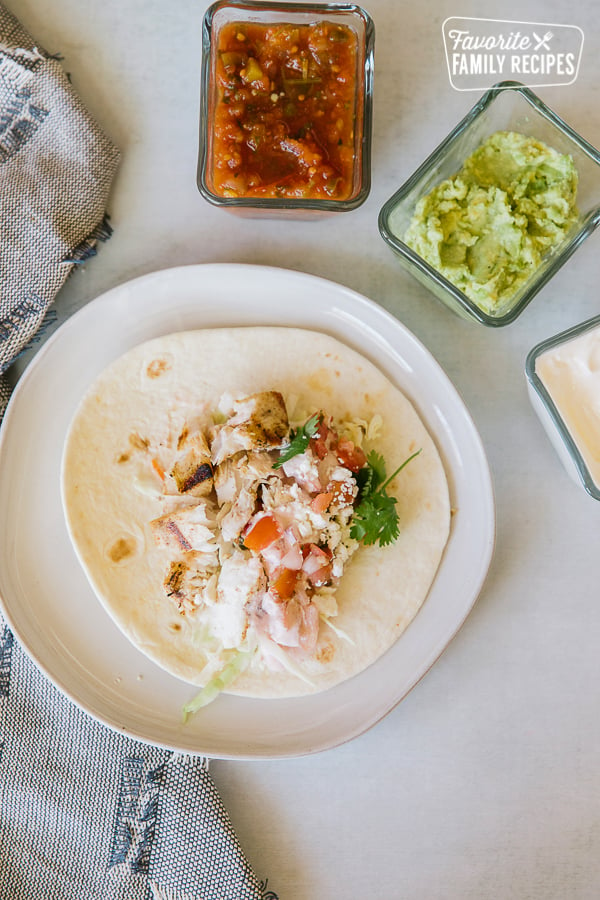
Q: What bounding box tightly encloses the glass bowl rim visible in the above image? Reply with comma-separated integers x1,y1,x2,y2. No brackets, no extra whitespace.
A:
378,80,600,327
525,312,600,500
197,0,375,212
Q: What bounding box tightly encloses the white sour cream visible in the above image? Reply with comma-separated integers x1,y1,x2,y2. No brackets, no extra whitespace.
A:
535,324,600,487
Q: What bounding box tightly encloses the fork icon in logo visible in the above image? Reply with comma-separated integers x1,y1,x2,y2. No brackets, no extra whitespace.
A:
533,30,553,50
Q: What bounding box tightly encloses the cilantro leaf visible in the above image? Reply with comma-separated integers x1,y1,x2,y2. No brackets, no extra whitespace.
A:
366,450,387,489
355,450,386,499
273,413,320,469
350,491,400,547
350,449,422,547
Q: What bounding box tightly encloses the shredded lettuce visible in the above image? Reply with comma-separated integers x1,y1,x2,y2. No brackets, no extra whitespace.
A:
182,650,254,721
256,634,316,686
320,614,355,646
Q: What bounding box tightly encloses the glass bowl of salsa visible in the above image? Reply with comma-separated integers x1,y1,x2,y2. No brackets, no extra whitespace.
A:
198,0,374,217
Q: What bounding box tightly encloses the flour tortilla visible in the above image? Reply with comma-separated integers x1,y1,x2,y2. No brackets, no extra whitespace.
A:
61,327,451,698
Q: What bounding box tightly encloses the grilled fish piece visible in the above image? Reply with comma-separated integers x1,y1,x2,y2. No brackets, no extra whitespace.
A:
150,502,216,553
214,455,245,506
163,558,216,615
171,429,213,496
163,560,194,613
211,391,289,465
220,485,258,543
163,559,198,616
214,449,279,542
164,559,186,595
214,450,275,505
212,554,266,648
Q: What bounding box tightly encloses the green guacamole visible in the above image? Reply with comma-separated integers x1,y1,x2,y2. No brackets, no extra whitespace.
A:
404,131,579,314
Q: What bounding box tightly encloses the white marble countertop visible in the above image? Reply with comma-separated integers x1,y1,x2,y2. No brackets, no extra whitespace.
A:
9,0,600,896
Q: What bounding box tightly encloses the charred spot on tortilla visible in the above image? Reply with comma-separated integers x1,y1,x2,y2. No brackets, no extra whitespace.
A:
116,434,150,466
106,535,137,564
129,432,149,451
307,369,332,394
316,643,335,664
177,426,189,450
146,357,172,378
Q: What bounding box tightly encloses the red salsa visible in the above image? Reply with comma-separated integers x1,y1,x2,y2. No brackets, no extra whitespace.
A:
209,20,359,201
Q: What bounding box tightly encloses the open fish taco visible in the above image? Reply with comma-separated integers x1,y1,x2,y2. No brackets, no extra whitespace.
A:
61,327,450,705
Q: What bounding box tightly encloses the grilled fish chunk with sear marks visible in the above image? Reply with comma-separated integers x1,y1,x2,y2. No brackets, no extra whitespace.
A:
171,429,214,496
150,503,216,554
211,391,289,465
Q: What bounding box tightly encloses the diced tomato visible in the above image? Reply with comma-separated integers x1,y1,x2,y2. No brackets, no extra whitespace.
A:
243,514,282,552
301,543,332,563
302,544,332,586
310,415,333,460
271,567,300,601
308,564,332,587
310,492,333,514
336,439,367,473
327,478,355,506
311,437,329,460
313,416,329,440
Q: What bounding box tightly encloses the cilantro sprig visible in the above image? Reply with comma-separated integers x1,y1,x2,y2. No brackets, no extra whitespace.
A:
350,449,422,547
273,413,320,469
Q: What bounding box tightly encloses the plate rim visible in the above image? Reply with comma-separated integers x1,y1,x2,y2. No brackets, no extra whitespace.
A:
0,263,496,759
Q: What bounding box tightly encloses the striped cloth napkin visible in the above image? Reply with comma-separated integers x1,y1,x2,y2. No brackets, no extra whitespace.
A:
0,6,277,898
0,3,118,417
0,620,277,900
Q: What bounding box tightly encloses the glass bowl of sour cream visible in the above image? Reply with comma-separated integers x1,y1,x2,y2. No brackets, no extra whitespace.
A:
378,81,600,326
526,314,600,499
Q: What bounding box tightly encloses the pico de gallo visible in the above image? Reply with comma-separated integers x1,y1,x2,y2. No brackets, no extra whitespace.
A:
142,390,419,713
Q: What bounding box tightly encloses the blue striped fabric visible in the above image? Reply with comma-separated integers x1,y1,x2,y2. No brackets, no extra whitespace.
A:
0,620,278,900
0,8,279,895
0,2,118,416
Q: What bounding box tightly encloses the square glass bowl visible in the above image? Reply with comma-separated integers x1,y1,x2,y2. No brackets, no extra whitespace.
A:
378,81,600,326
197,0,374,217
526,314,600,499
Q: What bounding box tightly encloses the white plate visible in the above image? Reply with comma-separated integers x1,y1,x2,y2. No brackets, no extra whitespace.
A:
0,264,495,759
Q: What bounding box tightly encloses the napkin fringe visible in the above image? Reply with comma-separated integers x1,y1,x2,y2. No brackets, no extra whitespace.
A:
0,624,14,698
149,884,198,900
259,879,279,899
149,878,279,900
63,213,114,264
0,309,58,379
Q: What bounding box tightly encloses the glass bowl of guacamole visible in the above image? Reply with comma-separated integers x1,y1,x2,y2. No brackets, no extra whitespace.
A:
378,82,600,326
